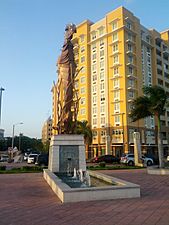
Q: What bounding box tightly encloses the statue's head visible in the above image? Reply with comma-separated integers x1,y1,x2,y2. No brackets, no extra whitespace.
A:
65,23,76,34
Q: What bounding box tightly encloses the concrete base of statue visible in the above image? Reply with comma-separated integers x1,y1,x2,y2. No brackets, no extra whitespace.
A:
48,134,86,173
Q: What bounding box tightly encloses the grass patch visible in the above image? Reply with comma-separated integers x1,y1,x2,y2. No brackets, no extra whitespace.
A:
0,166,46,174
87,164,144,170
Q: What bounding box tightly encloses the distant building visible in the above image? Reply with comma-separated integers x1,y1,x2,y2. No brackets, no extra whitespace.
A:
42,117,53,144
0,129,4,139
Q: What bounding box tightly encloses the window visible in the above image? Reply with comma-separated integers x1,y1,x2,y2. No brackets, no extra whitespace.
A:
113,44,118,53
128,66,133,74
100,50,104,57
80,87,85,94
99,27,104,36
100,71,104,80
80,76,85,83
92,53,96,61
114,102,120,112
81,67,85,74
114,78,119,88
128,90,134,98
92,74,97,82
128,55,133,63
93,107,97,114
100,82,105,91
91,32,97,40
100,60,104,68
81,56,85,63
101,130,106,136
100,93,105,101
93,118,97,125
114,55,119,64
75,81,79,89
92,43,96,50
101,117,105,124
114,67,119,75
112,33,118,42
92,64,96,71
80,35,85,43
100,105,105,113
114,90,120,100
126,22,132,30
114,115,120,124
80,46,85,53
127,33,132,41
112,21,118,30
92,85,97,92
80,98,85,105
80,108,86,115
127,44,132,52
92,96,97,104
100,39,104,46
128,79,134,87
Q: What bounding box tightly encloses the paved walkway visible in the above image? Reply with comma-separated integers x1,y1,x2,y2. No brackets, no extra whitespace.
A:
0,169,169,225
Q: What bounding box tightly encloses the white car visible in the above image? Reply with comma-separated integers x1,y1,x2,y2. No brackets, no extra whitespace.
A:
120,153,154,166
27,154,38,164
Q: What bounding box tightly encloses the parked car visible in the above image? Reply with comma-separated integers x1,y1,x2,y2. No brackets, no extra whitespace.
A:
91,155,120,164
120,153,154,166
0,155,9,162
27,154,38,164
35,154,48,166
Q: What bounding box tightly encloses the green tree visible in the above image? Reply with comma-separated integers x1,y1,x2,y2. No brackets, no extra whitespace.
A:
130,85,169,168
74,120,93,157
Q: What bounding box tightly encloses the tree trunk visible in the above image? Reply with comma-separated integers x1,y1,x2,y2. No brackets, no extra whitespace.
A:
157,115,164,168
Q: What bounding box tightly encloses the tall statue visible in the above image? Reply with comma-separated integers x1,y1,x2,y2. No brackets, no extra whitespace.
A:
56,23,78,134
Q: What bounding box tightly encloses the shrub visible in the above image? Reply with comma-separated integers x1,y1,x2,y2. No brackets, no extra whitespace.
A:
99,162,106,168
0,166,6,171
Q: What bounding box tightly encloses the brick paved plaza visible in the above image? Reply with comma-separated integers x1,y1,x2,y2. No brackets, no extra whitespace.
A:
0,169,169,225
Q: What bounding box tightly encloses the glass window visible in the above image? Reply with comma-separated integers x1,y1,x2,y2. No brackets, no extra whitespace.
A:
114,115,120,123
93,107,97,114
100,60,104,68
93,118,97,125
112,21,118,30
81,56,85,63
92,64,96,71
100,93,105,101
99,27,104,36
92,53,96,60
80,35,85,43
114,78,119,88
80,98,85,105
92,74,97,81
100,105,105,113
114,55,119,64
81,67,85,73
100,50,104,57
92,85,97,92
81,87,85,94
114,102,120,112
100,71,104,80
92,96,97,104
113,44,118,52
100,82,105,91
100,39,104,46
80,76,85,83
91,32,97,40
101,117,105,124
112,33,118,42
80,46,85,53
114,67,119,75
114,90,120,100
80,108,86,115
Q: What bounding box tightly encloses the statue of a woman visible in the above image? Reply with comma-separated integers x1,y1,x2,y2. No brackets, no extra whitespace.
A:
56,24,77,134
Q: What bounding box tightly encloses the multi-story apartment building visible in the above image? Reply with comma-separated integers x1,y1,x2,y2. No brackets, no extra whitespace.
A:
52,6,169,159
42,117,53,144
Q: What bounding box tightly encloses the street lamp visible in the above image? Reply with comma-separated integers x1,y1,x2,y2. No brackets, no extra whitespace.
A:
12,122,23,149
0,87,5,126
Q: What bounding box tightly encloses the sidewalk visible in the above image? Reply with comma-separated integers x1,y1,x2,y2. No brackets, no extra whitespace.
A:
0,169,169,225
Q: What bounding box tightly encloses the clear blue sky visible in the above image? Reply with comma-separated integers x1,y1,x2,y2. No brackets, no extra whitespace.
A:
0,0,169,138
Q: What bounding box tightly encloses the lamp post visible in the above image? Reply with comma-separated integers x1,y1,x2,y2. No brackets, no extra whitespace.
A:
0,87,5,126
12,122,23,149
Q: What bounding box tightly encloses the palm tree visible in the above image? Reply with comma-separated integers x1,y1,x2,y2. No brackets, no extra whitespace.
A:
130,85,169,168
74,120,93,157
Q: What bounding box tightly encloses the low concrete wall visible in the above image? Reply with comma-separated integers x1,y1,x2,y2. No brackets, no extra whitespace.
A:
43,169,140,203
147,166,169,175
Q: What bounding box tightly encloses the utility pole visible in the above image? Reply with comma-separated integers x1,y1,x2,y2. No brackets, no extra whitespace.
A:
0,87,5,126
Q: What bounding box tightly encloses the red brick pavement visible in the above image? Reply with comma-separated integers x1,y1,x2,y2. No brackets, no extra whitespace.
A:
0,169,169,225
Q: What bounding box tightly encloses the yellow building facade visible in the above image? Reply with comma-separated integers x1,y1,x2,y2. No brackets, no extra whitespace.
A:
42,117,53,144
52,6,169,159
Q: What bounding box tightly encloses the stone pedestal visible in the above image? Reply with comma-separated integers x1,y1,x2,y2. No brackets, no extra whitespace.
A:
48,134,86,173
